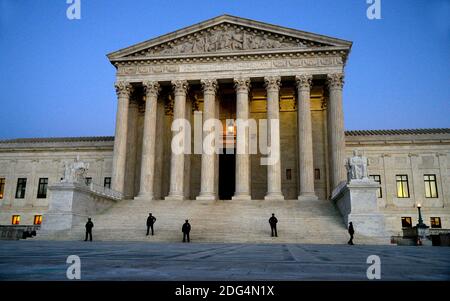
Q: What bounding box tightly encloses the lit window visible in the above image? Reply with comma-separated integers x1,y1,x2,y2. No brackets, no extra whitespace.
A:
104,177,111,188
430,217,441,229
396,175,410,198
34,215,43,225
369,175,382,198
424,175,438,198
37,178,48,198
401,217,412,228
12,215,20,225
15,178,27,199
0,178,5,199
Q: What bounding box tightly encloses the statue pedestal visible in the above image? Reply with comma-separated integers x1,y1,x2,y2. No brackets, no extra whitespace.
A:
332,179,386,237
40,182,117,235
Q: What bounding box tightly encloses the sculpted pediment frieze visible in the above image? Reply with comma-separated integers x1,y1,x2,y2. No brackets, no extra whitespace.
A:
108,15,352,62
124,23,332,59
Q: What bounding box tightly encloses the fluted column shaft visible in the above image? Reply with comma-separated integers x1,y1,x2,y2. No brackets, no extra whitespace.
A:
166,80,189,201
197,79,218,201
112,81,133,194
327,73,346,190
232,77,251,200
264,76,284,201
296,75,318,200
138,81,160,200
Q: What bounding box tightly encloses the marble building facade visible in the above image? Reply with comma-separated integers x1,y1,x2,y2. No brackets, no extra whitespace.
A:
0,16,449,237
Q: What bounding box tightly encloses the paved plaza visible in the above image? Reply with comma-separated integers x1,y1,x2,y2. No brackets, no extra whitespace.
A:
0,241,449,281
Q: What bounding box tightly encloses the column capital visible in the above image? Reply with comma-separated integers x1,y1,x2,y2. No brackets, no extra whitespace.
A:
234,77,251,93
201,79,218,94
264,76,281,91
295,74,313,90
142,81,161,98
171,80,189,95
326,73,344,90
115,81,133,98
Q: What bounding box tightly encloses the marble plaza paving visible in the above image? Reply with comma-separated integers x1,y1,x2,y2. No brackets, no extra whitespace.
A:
0,241,449,281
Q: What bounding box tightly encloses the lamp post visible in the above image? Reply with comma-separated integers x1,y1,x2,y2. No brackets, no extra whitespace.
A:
415,203,430,246
417,203,425,227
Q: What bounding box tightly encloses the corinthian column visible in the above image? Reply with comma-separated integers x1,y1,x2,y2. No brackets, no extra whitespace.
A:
264,76,284,201
327,73,346,190
232,77,251,201
196,79,218,201
165,80,189,201
112,81,133,194
137,81,160,200
296,75,318,200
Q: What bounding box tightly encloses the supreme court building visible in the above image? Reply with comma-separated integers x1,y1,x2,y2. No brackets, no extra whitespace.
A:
1,15,449,243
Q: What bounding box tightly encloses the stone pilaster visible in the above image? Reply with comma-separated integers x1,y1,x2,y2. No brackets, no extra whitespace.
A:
166,80,189,201
326,73,346,190
264,76,284,201
437,153,450,207
137,81,160,200
111,81,133,194
296,75,318,200
197,79,218,201
232,77,252,201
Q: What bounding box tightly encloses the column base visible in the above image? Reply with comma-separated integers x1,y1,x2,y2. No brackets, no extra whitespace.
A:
297,193,318,201
232,194,251,201
135,193,154,201
196,193,216,201
165,194,184,201
264,193,284,201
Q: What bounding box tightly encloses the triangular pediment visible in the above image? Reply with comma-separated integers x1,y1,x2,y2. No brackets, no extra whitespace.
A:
108,15,352,61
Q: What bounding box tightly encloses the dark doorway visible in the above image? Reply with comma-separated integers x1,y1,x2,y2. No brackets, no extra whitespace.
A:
219,151,235,200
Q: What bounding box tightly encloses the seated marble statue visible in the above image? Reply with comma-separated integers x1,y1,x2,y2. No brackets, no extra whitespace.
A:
61,155,89,184
346,150,369,182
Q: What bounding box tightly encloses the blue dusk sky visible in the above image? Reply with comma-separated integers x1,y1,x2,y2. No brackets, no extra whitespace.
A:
0,0,449,139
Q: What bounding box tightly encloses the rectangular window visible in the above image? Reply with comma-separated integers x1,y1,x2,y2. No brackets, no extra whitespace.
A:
34,215,43,225
85,177,92,186
104,177,111,188
314,169,320,180
37,178,48,198
369,175,382,198
396,175,410,198
285,169,292,180
401,217,412,228
15,178,27,199
424,174,438,198
0,177,5,199
430,217,441,229
12,215,20,225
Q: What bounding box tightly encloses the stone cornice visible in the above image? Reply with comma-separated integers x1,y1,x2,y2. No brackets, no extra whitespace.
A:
115,55,345,79
111,47,349,66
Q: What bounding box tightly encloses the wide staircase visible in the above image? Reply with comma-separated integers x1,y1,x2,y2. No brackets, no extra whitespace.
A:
39,198,389,244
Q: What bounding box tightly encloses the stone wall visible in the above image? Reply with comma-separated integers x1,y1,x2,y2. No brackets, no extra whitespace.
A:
1,129,449,235
0,139,114,225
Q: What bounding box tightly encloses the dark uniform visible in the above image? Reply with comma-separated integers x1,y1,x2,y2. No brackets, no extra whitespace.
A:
182,220,191,243
348,222,355,245
85,218,94,241
146,213,157,236
269,214,278,237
